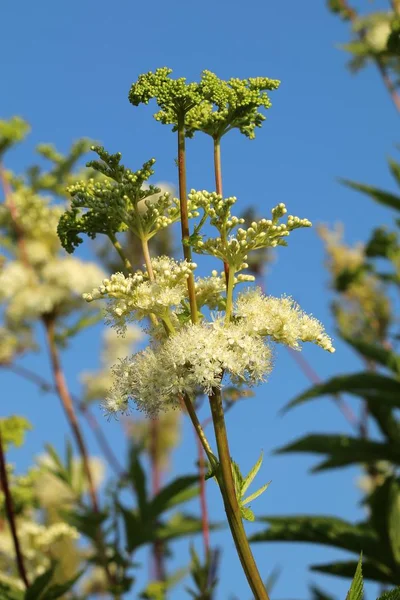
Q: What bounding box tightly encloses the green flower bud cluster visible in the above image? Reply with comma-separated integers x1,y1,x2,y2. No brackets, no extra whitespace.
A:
0,117,30,156
188,191,311,271
58,146,183,252
128,67,203,123
128,67,280,139
185,70,280,139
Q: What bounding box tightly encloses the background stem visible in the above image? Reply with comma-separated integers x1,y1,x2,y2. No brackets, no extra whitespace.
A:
0,429,30,589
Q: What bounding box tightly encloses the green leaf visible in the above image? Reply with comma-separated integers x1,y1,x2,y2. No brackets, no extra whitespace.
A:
242,482,271,506
240,505,255,521
24,566,55,600
149,476,199,516
274,434,400,471
340,41,369,56
340,179,400,212
346,555,363,600
283,373,400,414
311,560,394,585
231,460,244,500
388,158,400,188
129,447,148,517
42,571,83,599
156,513,222,543
341,337,400,377
367,477,400,566
250,516,382,561
241,451,264,496
377,588,400,600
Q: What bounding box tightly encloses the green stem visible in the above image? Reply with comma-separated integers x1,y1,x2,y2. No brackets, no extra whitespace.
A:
213,137,223,196
225,267,236,323
141,237,155,281
208,388,270,600
177,115,198,323
213,136,230,286
109,232,133,272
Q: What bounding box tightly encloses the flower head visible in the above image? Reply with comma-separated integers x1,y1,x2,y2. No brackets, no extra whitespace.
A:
104,319,272,417
235,288,335,352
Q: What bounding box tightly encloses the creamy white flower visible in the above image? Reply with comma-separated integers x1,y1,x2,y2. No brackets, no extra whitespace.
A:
105,319,272,416
235,288,335,352
84,256,196,332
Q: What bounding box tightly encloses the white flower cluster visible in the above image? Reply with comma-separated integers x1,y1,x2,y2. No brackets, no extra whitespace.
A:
0,519,79,590
235,288,335,352
104,319,272,417
0,257,105,324
84,256,197,332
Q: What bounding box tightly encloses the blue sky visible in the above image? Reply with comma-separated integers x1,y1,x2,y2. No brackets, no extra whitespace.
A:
1,0,398,598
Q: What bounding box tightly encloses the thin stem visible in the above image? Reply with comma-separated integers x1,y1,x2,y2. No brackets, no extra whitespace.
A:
213,137,230,285
109,232,133,272
42,315,116,590
0,429,30,589
177,116,198,323
225,268,236,324
208,388,269,600
141,237,155,281
195,432,210,554
213,137,223,197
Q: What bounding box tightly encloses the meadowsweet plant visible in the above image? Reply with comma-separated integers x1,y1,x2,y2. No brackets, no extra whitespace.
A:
58,67,335,600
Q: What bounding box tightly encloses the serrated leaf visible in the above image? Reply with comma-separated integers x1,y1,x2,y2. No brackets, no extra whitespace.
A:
310,560,394,585
241,451,264,496
274,434,400,470
377,588,400,600
340,179,400,212
231,460,244,500
250,516,382,561
346,555,363,600
341,337,400,377
24,566,55,600
283,373,400,414
149,476,199,516
242,481,271,506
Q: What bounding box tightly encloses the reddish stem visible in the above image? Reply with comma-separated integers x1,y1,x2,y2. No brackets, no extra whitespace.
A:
0,429,30,588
